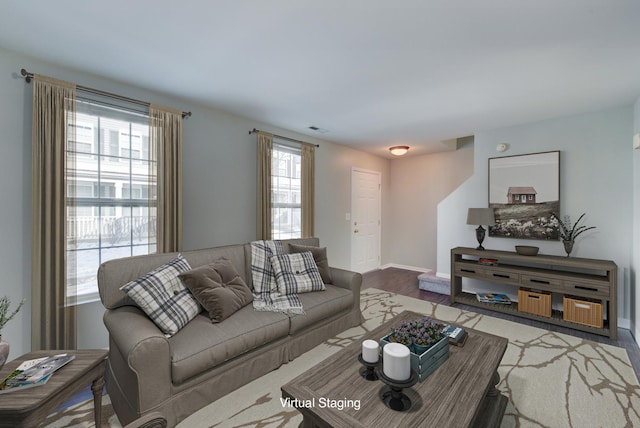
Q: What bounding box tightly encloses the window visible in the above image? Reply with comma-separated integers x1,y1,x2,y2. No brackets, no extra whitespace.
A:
66,100,156,301
271,141,302,239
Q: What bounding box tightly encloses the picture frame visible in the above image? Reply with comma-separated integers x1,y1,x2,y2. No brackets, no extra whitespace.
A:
488,151,560,240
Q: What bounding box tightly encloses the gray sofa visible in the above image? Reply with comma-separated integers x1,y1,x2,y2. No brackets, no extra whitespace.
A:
97,238,363,427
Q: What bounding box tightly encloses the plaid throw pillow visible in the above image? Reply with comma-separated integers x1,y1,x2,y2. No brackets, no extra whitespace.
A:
270,251,325,295
120,254,200,336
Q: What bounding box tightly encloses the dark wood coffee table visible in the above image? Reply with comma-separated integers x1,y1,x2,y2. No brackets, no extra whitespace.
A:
0,349,108,427
282,310,508,428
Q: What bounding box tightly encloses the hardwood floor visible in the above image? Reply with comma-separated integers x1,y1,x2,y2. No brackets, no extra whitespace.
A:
362,267,640,382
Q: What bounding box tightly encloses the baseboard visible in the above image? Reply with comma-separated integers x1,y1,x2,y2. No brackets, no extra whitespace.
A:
618,318,630,330
436,272,451,280
379,263,432,273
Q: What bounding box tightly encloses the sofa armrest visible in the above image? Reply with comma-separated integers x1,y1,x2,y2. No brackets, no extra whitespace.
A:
329,267,362,293
330,267,362,314
104,306,171,412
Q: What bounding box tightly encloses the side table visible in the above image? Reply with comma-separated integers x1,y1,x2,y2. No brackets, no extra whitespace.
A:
0,349,108,428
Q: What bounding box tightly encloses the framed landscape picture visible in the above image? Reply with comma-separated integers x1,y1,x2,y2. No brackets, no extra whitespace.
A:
488,151,560,240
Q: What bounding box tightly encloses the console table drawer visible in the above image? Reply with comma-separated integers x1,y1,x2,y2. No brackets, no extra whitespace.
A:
454,263,485,279
484,267,520,284
564,281,610,298
521,274,562,289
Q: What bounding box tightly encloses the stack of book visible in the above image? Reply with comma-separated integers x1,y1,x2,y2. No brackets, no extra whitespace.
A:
476,292,512,305
478,258,499,266
442,324,468,347
0,354,75,393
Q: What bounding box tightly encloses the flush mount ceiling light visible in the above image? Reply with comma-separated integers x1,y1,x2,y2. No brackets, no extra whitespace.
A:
389,145,410,156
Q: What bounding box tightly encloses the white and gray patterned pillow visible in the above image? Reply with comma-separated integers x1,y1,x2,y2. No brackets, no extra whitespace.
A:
120,254,200,335
270,252,325,295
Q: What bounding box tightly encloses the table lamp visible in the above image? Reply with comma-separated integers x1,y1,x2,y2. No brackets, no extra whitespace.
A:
466,208,495,250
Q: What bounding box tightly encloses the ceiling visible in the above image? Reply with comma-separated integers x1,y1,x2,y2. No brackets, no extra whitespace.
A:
2,1,640,158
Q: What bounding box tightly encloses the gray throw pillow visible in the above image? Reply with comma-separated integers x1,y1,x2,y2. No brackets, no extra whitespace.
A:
179,258,253,323
287,243,333,284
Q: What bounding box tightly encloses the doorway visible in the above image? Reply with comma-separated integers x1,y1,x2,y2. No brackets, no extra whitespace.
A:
350,168,381,273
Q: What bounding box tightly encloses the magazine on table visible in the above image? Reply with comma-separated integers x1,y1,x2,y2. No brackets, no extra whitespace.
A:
0,353,75,393
476,292,512,304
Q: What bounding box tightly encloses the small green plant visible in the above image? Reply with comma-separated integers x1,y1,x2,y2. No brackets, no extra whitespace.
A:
0,297,25,334
551,212,596,241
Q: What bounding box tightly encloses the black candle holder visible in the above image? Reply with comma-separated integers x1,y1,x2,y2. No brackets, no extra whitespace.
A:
376,367,418,411
358,353,380,381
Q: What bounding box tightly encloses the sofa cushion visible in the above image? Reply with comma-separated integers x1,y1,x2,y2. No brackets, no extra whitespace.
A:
168,306,290,384
287,243,333,284
120,254,200,336
270,252,325,295
179,258,253,323
288,284,354,334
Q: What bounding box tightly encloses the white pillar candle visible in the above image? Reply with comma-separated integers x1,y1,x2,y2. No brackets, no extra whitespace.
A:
383,343,411,381
362,339,379,363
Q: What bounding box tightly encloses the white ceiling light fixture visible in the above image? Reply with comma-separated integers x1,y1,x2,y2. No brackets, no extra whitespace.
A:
389,145,410,156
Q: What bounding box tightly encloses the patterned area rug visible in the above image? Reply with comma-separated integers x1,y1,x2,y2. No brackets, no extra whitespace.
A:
43,288,640,427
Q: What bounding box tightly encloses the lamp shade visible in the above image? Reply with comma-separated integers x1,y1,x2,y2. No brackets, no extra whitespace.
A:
466,208,495,226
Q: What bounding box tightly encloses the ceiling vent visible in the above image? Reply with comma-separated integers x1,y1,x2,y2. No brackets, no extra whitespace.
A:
308,126,329,134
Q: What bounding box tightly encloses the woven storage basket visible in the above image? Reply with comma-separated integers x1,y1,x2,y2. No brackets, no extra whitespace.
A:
518,288,552,317
563,296,603,328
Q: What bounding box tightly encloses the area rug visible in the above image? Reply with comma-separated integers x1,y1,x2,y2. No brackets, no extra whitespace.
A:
42,288,640,427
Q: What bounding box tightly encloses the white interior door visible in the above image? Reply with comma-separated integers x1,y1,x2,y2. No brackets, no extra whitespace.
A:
350,168,381,273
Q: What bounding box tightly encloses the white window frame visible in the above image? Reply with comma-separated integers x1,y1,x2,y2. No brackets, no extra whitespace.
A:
67,104,156,303
271,140,302,240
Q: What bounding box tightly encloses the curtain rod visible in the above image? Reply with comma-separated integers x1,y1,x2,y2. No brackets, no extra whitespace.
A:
249,128,319,147
21,68,192,119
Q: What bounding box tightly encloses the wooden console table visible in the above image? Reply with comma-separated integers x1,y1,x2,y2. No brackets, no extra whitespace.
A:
450,247,617,339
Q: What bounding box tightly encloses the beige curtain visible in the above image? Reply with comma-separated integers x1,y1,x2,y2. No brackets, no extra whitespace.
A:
31,74,77,351
150,104,183,253
256,132,273,240
301,143,315,238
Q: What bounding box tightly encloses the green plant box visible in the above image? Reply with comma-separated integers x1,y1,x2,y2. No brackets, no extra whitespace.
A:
380,334,450,382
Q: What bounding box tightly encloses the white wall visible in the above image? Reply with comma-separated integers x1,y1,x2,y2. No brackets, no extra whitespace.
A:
2,44,637,358
387,141,474,270
437,106,635,326
632,97,640,341
0,46,390,359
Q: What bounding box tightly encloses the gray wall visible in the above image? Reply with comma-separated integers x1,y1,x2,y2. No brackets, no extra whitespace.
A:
436,106,634,327
0,47,390,359
387,142,474,270
2,44,638,360
633,97,640,341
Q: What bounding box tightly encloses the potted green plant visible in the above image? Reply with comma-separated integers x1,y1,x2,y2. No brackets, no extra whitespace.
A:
551,212,596,257
0,296,25,369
